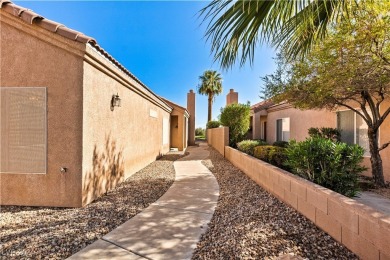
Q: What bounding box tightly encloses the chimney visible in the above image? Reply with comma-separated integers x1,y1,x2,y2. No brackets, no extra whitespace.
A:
226,88,238,106
187,89,196,146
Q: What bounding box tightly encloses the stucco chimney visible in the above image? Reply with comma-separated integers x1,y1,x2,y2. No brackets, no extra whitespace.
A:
226,88,238,106
187,89,196,146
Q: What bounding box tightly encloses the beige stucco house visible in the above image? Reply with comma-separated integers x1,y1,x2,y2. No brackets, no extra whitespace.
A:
0,1,193,207
161,98,189,151
250,100,390,182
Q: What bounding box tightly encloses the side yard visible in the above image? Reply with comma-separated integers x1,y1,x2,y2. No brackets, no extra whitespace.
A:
0,154,182,259
192,146,356,259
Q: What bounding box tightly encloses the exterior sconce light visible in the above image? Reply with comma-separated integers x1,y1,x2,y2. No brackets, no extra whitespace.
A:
111,93,121,111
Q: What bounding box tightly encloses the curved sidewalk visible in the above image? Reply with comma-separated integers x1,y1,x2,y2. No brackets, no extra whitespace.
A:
69,142,219,260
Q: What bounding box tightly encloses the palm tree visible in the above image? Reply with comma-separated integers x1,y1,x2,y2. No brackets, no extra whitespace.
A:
200,0,353,68
197,70,223,122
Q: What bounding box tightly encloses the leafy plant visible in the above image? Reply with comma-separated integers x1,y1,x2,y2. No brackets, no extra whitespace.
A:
220,103,251,147
200,0,352,68
253,145,288,170
237,139,267,156
206,120,221,129
273,141,289,148
308,127,340,142
195,127,205,136
262,1,390,186
285,137,365,197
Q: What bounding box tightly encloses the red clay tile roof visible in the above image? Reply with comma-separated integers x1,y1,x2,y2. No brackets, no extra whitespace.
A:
0,0,159,99
160,97,189,114
251,99,275,113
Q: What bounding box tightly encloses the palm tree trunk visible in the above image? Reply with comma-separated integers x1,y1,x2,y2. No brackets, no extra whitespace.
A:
367,127,386,187
208,95,213,122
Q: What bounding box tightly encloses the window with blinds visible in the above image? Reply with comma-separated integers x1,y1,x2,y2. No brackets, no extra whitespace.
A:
276,118,290,142
337,110,370,156
1,88,47,174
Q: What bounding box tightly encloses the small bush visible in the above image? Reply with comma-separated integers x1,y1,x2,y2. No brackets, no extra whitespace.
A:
253,145,288,170
237,139,267,156
308,127,341,142
207,121,221,129
285,137,365,197
195,127,205,136
220,103,251,147
273,141,289,148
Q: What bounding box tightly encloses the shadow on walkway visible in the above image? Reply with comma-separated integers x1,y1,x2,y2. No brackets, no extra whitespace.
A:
69,142,219,260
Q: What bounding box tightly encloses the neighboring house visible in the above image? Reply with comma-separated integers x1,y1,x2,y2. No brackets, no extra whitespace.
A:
161,98,190,151
0,1,193,207
250,100,390,182
250,100,274,140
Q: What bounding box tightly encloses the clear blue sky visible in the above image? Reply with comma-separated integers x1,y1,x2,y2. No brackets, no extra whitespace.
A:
15,1,277,128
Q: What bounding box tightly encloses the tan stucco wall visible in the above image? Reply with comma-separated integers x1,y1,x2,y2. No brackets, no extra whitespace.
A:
169,110,186,151
187,90,195,146
265,102,390,181
170,116,180,148
81,46,171,205
0,13,84,207
226,89,238,106
266,105,336,143
252,112,260,139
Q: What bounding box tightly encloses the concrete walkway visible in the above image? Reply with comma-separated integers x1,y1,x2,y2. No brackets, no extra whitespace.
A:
356,191,390,215
69,142,219,260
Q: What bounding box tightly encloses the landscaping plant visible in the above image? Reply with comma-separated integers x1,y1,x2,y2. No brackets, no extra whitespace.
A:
206,120,221,129
253,145,288,170
308,127,340,142
195,127,205,137
219,103,250,147
263,1,390,186
237,139,266,156
272,141,289,148
285,137,365,197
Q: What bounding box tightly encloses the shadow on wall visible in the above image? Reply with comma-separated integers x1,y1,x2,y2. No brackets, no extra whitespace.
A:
82,134,125,205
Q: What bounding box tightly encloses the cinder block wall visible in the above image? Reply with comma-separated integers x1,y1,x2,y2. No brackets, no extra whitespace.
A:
224,147,390,260
206,127,229,156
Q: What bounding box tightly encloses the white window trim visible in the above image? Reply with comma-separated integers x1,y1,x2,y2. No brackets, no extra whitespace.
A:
276,117,290,142
337,109,374,158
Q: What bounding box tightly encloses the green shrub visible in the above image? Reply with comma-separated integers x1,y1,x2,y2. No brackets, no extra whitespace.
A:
220,103,250,147
237,139,267,156
206,120,221,129
195,127,205,136
285,137,365,197
253,145,288,170
273,141,289,148
308,127,341,142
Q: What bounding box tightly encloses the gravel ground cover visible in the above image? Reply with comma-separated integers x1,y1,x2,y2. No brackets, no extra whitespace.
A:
0,154,181,259
192,146,357,260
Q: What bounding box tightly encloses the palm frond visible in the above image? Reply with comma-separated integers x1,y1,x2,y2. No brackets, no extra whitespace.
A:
200,0,350,69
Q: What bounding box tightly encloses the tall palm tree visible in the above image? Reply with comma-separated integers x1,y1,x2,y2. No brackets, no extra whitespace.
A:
200,0,353,68
198,70,223,122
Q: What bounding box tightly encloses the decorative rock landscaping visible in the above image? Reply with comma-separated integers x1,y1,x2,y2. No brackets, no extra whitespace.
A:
0,154,181,259
192,146,357,259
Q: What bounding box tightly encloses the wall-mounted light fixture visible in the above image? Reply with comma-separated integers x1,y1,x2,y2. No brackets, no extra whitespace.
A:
110,93,121,111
